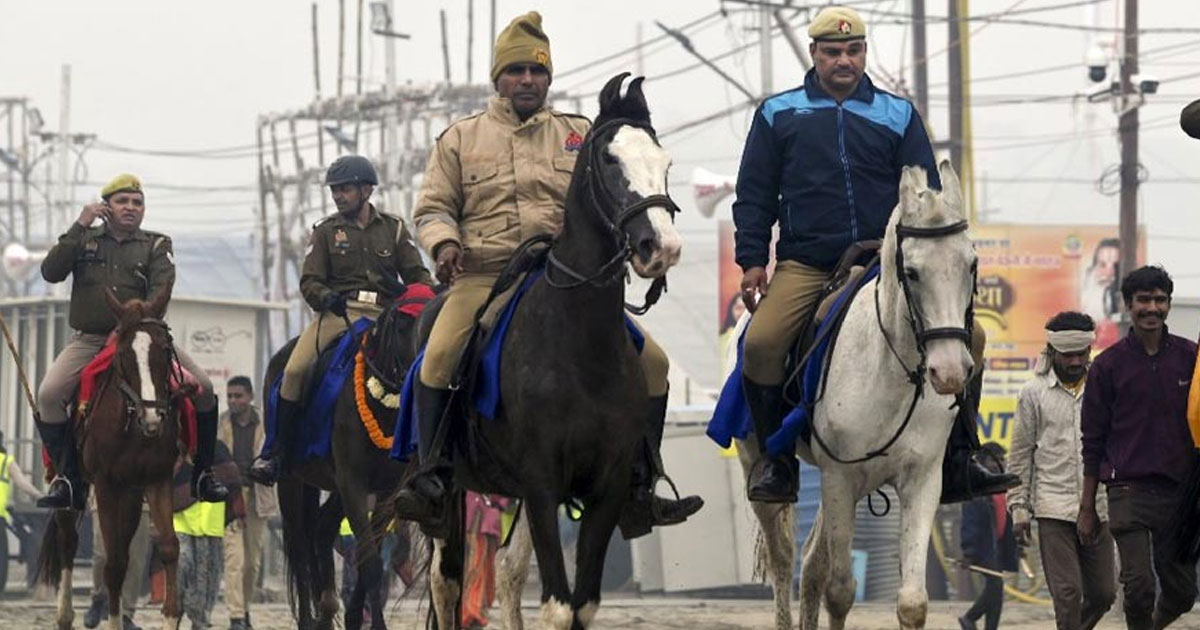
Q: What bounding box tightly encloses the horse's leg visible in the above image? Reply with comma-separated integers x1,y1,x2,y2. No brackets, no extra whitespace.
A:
496,511,532,630
315,494,345,630
146,481,181,630
54,510,79,630
429,492,464,630
895,472,940,630
797,505,828,630
570,493,623,630
99,486,142,630
740,438,797,630
336,478,379,630
524,494,572,630
817,474,859,630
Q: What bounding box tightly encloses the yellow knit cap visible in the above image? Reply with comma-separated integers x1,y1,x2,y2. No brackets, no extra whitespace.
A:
808,6,866,41
100,173,143,200
491,11,552,82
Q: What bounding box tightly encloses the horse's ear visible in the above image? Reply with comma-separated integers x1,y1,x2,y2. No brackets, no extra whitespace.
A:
898,166,924,217
598,72,631,116
104,288,123,317
147,287,170,320
937,159,964,216
623,76,652,121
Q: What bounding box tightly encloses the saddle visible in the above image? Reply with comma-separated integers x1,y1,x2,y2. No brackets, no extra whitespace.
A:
781,240,881,442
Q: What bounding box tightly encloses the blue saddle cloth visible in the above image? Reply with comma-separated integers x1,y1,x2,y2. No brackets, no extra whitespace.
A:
261,317,374,460
706,265,879,456
390,269,645,461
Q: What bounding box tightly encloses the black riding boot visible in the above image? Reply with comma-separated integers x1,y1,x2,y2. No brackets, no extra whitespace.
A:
743,378,799,503
392,382,453,535
939,370,1020,504
618,394,706,539
35,418,84,510
192,398,229,502
248,397,301,486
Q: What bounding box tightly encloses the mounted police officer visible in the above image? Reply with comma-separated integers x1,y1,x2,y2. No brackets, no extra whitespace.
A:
249,155,433,483
734,6,1018,503
35,174,228,509
391,11,702,536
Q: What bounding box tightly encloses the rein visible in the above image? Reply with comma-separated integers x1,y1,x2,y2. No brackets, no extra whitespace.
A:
544,117,680,314
810,219,973,466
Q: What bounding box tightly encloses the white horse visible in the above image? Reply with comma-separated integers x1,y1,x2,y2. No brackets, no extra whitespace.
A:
736,161,976,630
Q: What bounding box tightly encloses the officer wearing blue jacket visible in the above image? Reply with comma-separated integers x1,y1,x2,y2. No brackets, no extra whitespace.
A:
735,5,1017,503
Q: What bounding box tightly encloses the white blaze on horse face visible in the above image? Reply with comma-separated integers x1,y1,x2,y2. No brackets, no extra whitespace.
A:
132,331,161,429
609,125,682,277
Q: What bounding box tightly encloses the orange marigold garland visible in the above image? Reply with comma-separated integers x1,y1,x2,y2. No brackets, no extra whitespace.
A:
354,333,394,450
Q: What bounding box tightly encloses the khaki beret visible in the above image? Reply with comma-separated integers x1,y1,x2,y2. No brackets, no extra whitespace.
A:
100,173,143,200
1182,99,1200,139
808,6,866,42
491,11,552,82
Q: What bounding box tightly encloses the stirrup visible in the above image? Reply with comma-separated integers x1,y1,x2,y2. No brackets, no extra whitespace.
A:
37,475,78,509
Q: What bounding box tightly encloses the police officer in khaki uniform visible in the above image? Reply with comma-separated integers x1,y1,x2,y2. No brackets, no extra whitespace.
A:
735,6,1015,503
249,155,432,483
391,11,702,536
35,174,228,509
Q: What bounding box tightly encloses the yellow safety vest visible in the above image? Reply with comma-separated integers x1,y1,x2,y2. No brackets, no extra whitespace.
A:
0,452,12,522
173,500,226,537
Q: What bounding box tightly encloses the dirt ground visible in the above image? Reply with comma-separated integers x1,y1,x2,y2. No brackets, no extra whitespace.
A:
4,596,1200,630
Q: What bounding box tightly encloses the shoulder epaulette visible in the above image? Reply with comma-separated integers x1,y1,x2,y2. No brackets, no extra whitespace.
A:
312,214,338,230
550,109,592,123
436,111,486,141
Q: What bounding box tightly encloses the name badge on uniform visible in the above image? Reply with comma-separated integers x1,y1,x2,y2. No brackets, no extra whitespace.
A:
334,228,350,250
83,240,100,259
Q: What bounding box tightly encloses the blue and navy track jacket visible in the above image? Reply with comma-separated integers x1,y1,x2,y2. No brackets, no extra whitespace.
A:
733,70,939,272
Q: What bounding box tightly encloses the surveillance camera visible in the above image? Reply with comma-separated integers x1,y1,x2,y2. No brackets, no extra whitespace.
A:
1085,45,1108,83
1133,73,1159,95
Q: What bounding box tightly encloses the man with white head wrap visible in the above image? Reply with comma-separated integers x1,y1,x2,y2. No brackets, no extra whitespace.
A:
1007,311,1115,630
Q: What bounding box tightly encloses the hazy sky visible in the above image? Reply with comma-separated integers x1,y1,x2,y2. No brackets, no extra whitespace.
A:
3,0,1199,386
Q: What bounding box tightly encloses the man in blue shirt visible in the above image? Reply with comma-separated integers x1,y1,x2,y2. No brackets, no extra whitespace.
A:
734,5,1017,503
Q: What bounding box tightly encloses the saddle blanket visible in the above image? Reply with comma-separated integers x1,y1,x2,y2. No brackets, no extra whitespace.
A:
42,335,200,477
390,268,645,461
706,265,879,456
262,283,436,461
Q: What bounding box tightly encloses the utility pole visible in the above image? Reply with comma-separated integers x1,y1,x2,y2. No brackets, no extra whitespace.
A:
947,1,963,180
489,0,497,65
912,0,929,117
440,10,452,84
760,5,773,95
467,0,475,84
56,65,71,243
1118,0,1139,275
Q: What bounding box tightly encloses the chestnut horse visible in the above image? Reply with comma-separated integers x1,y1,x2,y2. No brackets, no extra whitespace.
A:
36,289,189,630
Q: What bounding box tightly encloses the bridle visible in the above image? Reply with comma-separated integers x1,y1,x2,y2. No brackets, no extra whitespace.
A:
111,317,181,436
875,219,974,388
545,117,681,314
811,218,974,466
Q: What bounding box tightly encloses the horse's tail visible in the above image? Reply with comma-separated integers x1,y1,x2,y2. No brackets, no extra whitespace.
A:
277,476,323,627
33,509,79,588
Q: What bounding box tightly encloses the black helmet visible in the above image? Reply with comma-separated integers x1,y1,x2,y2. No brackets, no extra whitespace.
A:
324,155,379,186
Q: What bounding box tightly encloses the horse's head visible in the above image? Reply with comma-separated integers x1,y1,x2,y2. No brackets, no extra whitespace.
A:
884,161,977,396
579,73,682,279
105,288,175,434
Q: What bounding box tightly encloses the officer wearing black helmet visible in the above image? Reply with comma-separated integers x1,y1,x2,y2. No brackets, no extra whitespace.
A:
250,155,432,483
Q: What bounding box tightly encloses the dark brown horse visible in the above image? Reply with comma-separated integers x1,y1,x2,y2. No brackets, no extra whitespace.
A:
36,289,188,630
415,74,684,630
269,296,424,630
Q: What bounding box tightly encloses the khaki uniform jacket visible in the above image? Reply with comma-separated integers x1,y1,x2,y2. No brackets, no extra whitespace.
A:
1007,369,1108,525
413,96,591,273
300,206,432,311
41,222,174,334
217,406,279,518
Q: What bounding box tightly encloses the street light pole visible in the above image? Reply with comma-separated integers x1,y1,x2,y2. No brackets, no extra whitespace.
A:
1118,0,1139,277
